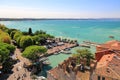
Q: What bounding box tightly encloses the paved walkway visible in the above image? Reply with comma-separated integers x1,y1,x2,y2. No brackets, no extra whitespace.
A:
7,48,32,80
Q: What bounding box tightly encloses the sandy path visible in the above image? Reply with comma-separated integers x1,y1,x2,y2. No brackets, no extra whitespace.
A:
7,48,32,80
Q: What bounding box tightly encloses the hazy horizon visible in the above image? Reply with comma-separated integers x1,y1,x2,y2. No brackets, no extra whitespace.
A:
0,0,120,18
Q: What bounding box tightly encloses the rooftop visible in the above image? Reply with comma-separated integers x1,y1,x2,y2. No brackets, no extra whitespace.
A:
97,40,120,51
95,40,120,79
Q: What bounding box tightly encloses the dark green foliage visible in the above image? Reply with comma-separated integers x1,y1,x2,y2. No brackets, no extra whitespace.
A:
0,47,9,63
10,30,17,39
0,42,15,54
34,30,46,35
0,24,9,32
32,35,40,45
20,36,33,49
2,57,17,73
22,31,29,35
0,29,11,44
38,34,54,39
0,42,15,73
7,28,17,35
22,45,47,61
32,35,47,45
13,31,23,41
72,49,94,66
16,36,22,46
28,28,32,35
0,42,15,64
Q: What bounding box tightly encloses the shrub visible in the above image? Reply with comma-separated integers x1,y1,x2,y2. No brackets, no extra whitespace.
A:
0,42,15,72
10,30,17,39
0,47,10,63
0,42,15,53
13,31,23,41
0,30,11,44
22,31,29,35
72,49,94,66
19,36,33,49
16,36,23,46
0,24,8,32
7,28,17,35
22,45,47,61
32,35,40,45
34,30,46,35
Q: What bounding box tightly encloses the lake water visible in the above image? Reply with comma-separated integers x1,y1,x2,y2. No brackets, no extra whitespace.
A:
1,19,120,76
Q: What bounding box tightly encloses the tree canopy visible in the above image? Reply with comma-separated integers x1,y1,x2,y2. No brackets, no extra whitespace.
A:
0,42,15,63
13,31,23,41
10,30,18,39
0,29,11,44
19,36,33,49
0,24,9,32
28,28,32,35
22,45,47,61
72,49,94,66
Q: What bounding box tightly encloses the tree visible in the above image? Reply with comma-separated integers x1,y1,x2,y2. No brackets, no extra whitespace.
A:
13,31,23,41
0,29,11,44
34,30,46,35
32,35,40,45
0,47,9,63
10,30,17,39
16,36,22,47
28,28,32,35
0,42,15,54
0,24,9,32
22,45,47,61
0,42,15,73
72,49,94,66
2,36,11,44
2,57,17,73
19,36,33,49
7,28,17,35
22,31,29,35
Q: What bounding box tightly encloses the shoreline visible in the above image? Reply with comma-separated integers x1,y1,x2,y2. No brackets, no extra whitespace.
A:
0,18,120,21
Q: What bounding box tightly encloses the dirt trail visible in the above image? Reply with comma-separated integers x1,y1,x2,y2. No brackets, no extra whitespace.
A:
7,48,32,80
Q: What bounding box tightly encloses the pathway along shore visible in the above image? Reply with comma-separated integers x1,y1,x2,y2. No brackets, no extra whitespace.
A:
7,48,32,80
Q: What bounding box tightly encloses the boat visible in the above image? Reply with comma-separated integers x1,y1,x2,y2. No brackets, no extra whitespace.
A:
64,48,71,51
43,60,51,65
62,51,72,54
79,44,91,48
54,52,59,55
37,76,46,80
39,57,48,61
60,50,64,53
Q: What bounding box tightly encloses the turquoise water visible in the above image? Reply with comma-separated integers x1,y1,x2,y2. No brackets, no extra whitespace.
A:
1,20,120,43
0,19,120,76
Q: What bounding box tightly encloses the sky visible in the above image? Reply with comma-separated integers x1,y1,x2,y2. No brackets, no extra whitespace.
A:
0,0,120,18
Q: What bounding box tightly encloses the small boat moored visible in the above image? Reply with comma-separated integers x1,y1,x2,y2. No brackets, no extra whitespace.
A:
43,60,51,65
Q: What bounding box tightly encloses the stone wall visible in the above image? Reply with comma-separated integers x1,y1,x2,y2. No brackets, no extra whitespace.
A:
47,71,58,80
47,57,90,80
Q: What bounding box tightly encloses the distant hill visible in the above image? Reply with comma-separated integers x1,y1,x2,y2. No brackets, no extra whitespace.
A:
0,18,120,21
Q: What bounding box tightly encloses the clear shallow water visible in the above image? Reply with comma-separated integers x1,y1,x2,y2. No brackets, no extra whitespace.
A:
0,19,120,76
1,20,120,43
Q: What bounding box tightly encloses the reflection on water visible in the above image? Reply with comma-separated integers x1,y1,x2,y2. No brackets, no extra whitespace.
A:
38,65,52,77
